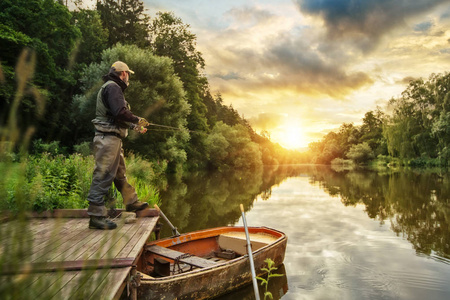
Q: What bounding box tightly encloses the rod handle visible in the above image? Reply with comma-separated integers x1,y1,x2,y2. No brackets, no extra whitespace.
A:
240,204,244,213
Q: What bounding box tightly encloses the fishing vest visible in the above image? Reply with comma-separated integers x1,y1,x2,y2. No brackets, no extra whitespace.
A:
92,80,129,138
95,80,116,123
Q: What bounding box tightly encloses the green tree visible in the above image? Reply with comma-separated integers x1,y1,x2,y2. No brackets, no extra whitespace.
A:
347,142,374,164
149,12,209,167
384,76,441,160
429,73,450,164
205,122,263,170
71,8,109,65
0,0,81,143
360,108,387,156
96,0,150,48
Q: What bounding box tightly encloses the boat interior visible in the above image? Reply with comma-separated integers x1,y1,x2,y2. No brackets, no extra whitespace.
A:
140,230,278,277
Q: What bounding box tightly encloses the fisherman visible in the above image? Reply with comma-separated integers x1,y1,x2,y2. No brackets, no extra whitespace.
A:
87,61,150,230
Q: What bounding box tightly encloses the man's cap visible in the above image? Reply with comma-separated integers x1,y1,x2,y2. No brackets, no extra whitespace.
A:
111,61,134,74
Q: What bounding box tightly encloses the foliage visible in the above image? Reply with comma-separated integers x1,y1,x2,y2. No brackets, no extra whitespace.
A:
205,122,263,170
149,11,209,167
309,73,450,167
71,8,109,65
384,73,449,162
256,258,284,300
1,152,162,213
346,142,374,164
0,0,81,143
96,0,150,48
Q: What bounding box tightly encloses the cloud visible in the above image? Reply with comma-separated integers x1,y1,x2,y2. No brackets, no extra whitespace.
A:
248,113,285,130
414,21,433,32
206,7,374,99
293,0,448,52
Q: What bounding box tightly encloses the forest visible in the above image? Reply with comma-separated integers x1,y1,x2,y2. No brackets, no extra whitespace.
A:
1,0,449,172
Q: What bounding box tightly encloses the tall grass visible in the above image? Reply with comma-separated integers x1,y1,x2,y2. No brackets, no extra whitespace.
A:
0,151,163,212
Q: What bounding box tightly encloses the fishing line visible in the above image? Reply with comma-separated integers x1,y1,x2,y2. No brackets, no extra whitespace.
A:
147,123,201,134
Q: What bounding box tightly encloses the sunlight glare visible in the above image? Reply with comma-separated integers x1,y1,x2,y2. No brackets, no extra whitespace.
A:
275,120,308,150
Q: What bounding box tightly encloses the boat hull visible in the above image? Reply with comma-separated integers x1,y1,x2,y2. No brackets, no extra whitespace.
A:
137,226,287,300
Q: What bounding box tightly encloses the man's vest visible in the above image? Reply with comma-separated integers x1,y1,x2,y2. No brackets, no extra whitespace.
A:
95,80,115,123
92,80,129,138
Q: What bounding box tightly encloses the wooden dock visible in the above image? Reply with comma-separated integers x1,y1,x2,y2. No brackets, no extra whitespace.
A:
0,209,159,299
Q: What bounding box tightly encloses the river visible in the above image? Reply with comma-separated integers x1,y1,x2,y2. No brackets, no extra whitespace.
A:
158,165,450,300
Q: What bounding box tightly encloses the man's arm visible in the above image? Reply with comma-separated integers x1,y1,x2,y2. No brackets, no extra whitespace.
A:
104,84,139,123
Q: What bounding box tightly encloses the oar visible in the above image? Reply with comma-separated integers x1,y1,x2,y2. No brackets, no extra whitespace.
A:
240,204,261,300
154,204,181,236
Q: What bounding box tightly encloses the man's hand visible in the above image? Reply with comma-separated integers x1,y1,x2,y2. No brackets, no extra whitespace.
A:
138,117,150,127
133,125,147,134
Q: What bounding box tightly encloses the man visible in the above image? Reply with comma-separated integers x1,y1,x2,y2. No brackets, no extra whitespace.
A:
87,61,150,230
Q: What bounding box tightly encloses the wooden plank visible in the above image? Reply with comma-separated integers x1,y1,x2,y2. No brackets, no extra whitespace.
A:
0,218,58,248
29,208,159,218
87,268,131,300
40,219,134,262
127,217,158,258
146,245,218,268
47,224,110,262
1,258,135,275
116,217,157,258
26,272,67,298
79,222,138,261
31,219,89,262
101,218,148,259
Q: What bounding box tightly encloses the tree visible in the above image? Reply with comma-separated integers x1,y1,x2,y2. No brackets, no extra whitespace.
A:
149,12,209,167
360,108,387,156
384,75,441,160
96,0,150,48
205,122,263,170
0,0,81,143
347,142,374,164
71,8,109,65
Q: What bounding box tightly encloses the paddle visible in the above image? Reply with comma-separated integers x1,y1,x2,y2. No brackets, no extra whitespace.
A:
154,204,181,236
240,204,261,300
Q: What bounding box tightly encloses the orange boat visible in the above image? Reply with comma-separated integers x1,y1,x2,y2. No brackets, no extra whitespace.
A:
136,226,288,300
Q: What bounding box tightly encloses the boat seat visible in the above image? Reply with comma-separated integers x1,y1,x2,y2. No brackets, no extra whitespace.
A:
146,245,217,268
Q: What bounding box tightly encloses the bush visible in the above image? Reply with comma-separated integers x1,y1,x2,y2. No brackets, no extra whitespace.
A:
73,141,92,157
32,139,67,156
346,142,374,164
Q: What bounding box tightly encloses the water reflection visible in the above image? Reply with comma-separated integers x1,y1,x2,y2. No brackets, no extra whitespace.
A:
159,165,450,261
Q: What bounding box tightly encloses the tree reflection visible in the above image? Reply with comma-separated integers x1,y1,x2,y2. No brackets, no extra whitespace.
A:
160,165,450,261
309,168,450,260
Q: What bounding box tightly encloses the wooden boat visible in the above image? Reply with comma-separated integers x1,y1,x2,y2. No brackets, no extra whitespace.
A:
136,226,288,300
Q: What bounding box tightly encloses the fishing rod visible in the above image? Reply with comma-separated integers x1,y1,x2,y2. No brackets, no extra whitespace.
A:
147,123,201,134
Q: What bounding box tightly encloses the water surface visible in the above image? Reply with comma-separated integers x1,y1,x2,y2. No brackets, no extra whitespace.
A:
159,165,450,299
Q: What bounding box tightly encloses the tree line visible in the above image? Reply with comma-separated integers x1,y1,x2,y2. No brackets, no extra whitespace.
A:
309,72,450,167
0,0,306,172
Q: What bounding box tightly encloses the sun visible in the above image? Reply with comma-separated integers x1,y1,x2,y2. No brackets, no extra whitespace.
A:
280,127,307,149
272,121,308,150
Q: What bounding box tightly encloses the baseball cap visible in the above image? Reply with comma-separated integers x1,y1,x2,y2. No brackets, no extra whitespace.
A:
111,61,134,74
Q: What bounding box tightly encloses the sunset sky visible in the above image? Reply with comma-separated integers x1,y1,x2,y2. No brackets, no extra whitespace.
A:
124,1,450,149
